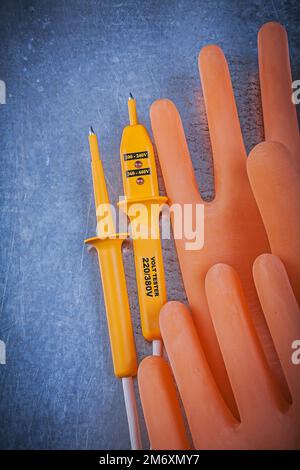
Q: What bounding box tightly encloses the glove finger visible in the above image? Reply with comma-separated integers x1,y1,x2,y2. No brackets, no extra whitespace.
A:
151,99,237,416
138,356,190,450
253,254,300,400
258,22,300,171
205,264,285,423
198,45,247,199
160,301,235,449
150,99,203,205
247,141,300,305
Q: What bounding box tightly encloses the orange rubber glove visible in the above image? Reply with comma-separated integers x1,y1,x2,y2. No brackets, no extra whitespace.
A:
138,23,300,449
139,254,300,449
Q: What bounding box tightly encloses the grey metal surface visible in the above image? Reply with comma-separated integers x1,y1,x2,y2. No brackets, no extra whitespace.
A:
0,0,299,450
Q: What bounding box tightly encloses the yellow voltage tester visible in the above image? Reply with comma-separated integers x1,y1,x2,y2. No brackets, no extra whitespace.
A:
85,128,141,449
118,95,168,355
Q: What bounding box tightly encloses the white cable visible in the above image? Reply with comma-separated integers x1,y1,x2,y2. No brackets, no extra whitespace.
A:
122,377,142,450
152,339,163,356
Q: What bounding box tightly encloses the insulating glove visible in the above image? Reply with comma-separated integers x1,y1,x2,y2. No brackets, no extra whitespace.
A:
139,254,300,449
138,22,300,449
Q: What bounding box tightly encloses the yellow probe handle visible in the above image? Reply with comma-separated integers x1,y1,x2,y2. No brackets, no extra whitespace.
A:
119,198,167,341
85,235,137,378
87,129,137,378
120,97,168,341
132,235,166,341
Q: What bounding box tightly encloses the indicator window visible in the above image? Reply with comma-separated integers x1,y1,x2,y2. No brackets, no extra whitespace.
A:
123,151,148,161
126,168,151,178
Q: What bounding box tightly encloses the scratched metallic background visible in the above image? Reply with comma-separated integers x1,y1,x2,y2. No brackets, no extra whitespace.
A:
0,0,299,450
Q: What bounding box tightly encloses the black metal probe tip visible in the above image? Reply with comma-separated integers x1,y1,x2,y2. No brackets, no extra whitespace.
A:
89,126,95,135
129,92,134,100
